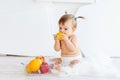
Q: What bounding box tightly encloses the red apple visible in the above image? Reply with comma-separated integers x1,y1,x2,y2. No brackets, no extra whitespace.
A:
36,55,45,63
40,62,50,74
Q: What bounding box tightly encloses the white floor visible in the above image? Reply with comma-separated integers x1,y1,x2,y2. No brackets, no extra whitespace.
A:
0,56,120,80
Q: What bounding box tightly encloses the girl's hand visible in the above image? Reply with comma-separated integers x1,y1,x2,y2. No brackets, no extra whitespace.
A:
61,34,68,41
53,34,58,40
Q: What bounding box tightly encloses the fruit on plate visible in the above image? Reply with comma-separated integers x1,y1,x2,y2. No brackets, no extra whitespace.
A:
26,59,42,72
36,55,45,63
40,62,50,74
26,64,31,73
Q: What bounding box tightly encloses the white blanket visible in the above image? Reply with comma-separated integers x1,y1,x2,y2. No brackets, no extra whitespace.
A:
0,56,120,80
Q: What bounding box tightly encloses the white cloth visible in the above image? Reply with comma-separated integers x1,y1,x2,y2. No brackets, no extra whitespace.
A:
51,55,96,76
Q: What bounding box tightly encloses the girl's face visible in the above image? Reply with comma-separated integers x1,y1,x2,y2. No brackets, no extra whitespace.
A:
59,19,74,36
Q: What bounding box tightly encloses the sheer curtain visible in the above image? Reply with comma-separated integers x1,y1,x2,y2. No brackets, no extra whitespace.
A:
75,0,120,76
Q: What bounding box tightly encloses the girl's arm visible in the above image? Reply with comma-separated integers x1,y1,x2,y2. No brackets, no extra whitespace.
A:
63,35,79,51
54,40,61,51
54,34,61,51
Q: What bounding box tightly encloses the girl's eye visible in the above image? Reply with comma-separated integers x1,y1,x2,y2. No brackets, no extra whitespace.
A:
65,28,68,30
59,27,62,29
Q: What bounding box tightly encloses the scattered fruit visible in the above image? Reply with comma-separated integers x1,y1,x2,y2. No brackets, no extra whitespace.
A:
28,59,42,72
36,55,45,63
40,62,50,74
26,55,50,74
57,32,64,40
26,64,31,73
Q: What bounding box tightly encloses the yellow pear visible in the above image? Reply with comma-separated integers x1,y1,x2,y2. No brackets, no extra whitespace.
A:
29,59,42,72
57,32,64,40
26,64,31,73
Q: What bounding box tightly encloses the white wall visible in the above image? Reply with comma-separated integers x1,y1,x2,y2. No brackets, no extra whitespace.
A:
0,0,56,56
0,0,91,56
75,0,120,57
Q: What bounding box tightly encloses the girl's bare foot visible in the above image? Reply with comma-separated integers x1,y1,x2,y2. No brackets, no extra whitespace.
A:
51,63,61,71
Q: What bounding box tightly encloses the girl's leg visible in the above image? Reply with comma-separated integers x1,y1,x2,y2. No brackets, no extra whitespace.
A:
51,58,62,64
69,60,80,66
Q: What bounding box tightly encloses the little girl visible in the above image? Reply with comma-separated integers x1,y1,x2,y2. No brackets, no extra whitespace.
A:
52,14,84,71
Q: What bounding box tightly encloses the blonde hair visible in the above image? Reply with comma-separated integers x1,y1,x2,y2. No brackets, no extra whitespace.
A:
58,14,84,30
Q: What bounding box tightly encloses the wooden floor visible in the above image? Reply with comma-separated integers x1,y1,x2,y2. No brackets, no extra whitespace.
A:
0,56,120,80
